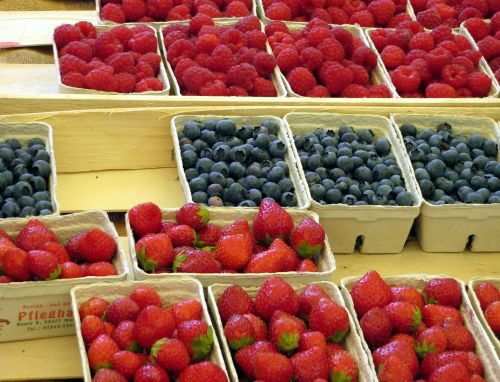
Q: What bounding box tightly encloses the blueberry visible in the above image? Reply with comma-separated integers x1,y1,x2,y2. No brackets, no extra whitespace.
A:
193,139,208,153
314,167,327,180
260,119,278,135
208,196,223,207
329,168,346,180
299,153,309,169
483,140,498,157
355,128,372,143
13,181,32,199
254,133,270,149
207,183,223,197
0,148,14,163
0,159,5,172
471,148,485,159
413,168,429,182
227,183,245,204
458,186,474,201
32,160,51,178
395,191,413,206
372,164,390,181
362,189,375,202
269,140,287,158
226,178,235,188
321,136,337,147
320,152,336,168
428,134,444,148
237,200,255,207
432,189,446,201
27,138,44,147
223,136,243,148
351,156,363,169
465,192,484,204
336,156,354,173
341,195,356,205
419,179,435,198
367,156,383,169
335,181,348,193
17,195,34,208
305,153,321,170
487,176,500,192
280,192,296,207
435,177,454,194
341,132,357,143
13,163,28,178
32,191,50,203
262,182,281,200
207,172,224,186
376,184,392,198
393,186,405,195
251,147,270,162
400,123,417,137
242,175,258,190
5,139,21,150
321,178,335,190
454,179,469,192
477,187,490,200
472,155,489,170
20,206,36,217
0,175,5,193
426,159,446,178
212,144,230,162
189,177,207,192
338,125,354,138
470,175,487,190
495,163,500,177
417,129,433,141
227,146,245,163
200,148,213,160
353,150,369,163
181,150,198,168
309,184,326,202
294,135,305,149
371,195,388,205
2,201,20,217
304,171,320,185
374,138,390,156
390,174,402,186
181,144,196,153
325,188,343,203
179,137,192,146
215,119,236,136
190,191,207,204
353,166,372,183
183,121,202,140
440,148,458,166
444,170,459,183
200,130,217,145
460,168,475,182
348,184,361,198
196,158,213,174
337,146,352,157
304,136,320,151
468,134,484,149
246,188,262,205
488,195,500,203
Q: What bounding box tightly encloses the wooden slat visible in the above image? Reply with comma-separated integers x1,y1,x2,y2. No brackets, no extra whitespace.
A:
0,64,58,93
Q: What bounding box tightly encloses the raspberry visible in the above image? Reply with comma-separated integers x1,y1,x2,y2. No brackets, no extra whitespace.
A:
84,66,118,92
194,33,219,54
59,54,89,75
146,0,173,19
226,86,248,96
368,83,392,97
115,72,136,92
409,32,434,52
135,77,164,92
496,68,500,83
397,20,425,34
491,0,500,14
225,1,251,16
387,13,413,28
131,25,152,35
173,58,196,86
387,28,413,50
437,40,458,57
492,12,500,34
295,38,309,54
111,26,133,47
54,24,83,49
251,77,278,96
300,47,324,71
76,21,97,39
369,29,388,51
349,63,370,85
341,83,370,97
60,41,93,62
318,38,345,62
477,36,500,60
167,5,191,20
328,7,350,24
220,29,246,52
425,82,456,97
190,14,214,35
276,48,302,73
62,72,85,88
453,35,472,51
205,45,237,72
464,18,490,41
135,62,155,81
410,58,432,82
266,3,292,20
138,16,155,21
265,21,289,37
198,3,223,17
332,27,353,52
167,39,196,67
122,0,147,21
410,0,426,12
311,8,332,22
452,56,475,72
195,53,209,65
237,47,258,64
253,52,277,76
441,63,467,88
106,52,135,74
307,85,330,97
426,47,453,74
380,45,405,69
489,56,500,72
214,72,228,84
390,65,421,93
236,16,261,32
129,31,158,54
367,0,396,26
246,30,267,50
286,67,317,95
433,3,456,21
88,58,105,71
279,0,301,16
319,61,353,94
463,0,488,16
307,27,333,47
139,52,161,73
466,71,492,96
460,49,482,66
350,10,375,27
404,48,427,64
95,32,123,60
199,80,226,96
416,9,441,29
458,7,483,23
162,23,190,37
198,25,221,37
351,46,378,71
227,63,258,90
164,30,188,48
182,66,215,92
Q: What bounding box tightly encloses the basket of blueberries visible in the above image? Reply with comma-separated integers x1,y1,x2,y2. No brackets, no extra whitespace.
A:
284,112,421,254
0,122,58,218
392,114,500,253
171,115,310,209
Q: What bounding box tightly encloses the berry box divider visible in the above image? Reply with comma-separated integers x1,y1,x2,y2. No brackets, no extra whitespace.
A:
278,23,399,99
52,23,171,95
283,112,422,254
0,210,129,343
207,281,376,382
125,207,336,286
390,113,500,252
340,274,500,381
171,114,310,209
70,277,229,382
0,121,59,215
468,277,500,357
158,18,287,96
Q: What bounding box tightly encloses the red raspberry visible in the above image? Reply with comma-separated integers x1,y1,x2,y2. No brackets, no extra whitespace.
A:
197,3,222,17
220,29,246,52
426,47,453,74
167,5,191,20
380,45,405,69
205,45,237,72
193,34,218,54
286,67,317,95
253,52,277,76
54,24,83,49
198,25,221,36
352,46,378,71
139,52,161,73
368,83,392,97
460,49,482,66
75,21,96,39
62,72,85,88
251,77,278,96
135,77,164,92
369,29,388,51
458,7,483,23
198,80,225,96
225,1,251,16
264,21,288,37
433,3,457,21
59,54,89,75
390,65,421,93
338,83,368,98
453,35,472,51
466,71,492,96
404,48,427,64
114,72,136,93
233,0,253,11
122,0,147,21
276,48,302,73
246,30,267,50
489,56,500,72
236,16,261,32
367,0,396,26
319,61,353,94
332,27,353,53
88,58,105,71
441,63,467,88
60,41,93,62
95,32,123,60
307,27,332,47
164,31,188,48
344,63,368,85
328,7,350,23
300,47,323,71
410,58,433,82
410,0,426,12
162,23,190,37
477,36,500,60
409,32,434,52
387,13,413,28
237,47,258,64
452,56,475,72
437,40,459,56
134,62,155,81
385,29,410,51
344,0,367,16
107,52,135,74
496,68,500,83
318,38,345,62
109,26,132,48
463,0,488,15
85,66,118,92
167,39,196,67
303,85,327,97
492,12,500,34
350,10,375,27
226,86,248,96
173,58,196,86
464,18,490,41
190,14,214,35
214,72,228,84
129,31,157,54
416,9,441,29
101,1,125,22
146,0,173,19
182,66,215,92
227,63,258,90
397,20,425,34
425,82,456,97
310,8,332,22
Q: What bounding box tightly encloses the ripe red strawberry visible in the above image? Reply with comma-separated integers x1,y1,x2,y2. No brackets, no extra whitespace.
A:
177,320,214,360
245,249,285,273
415,326,448,358
269,238,299,272
39,242,70,263
360,307,393,348
255,276,299,320
298,284,329,317
0,275,13,283
107,297,140,325
3,248,30,281
474,282,500,310
384,301,422,333
422,304,463,327
111,350,145,379
373,338,419,377
428,362,469,382
215,234,252,271
129,202,162,237
65,232,84,261
134,306,175,349
235,340,277,379
60,261,84,279
0,229,11,241
168,224,196,247
173,248,222,273
297,259,319,272
253,198,293,245
423,278,462,308
16,219,58,251
484,301,500,335
441,323,474,351
178,361,228,382
129,285,161,309
160,221,176,235
176,203,210,230
87,261,117,276
299,331,327,352
224,314,256,350
172,299,202,325
391,286,424,311
93,369,127,382
134,365,169,382
289,217,325,259
471,374,486,382
328,349,358,382
78,229,116,263
309,298,350,343
221,218,252,237
28,250,61,280
151,338,190,373
243,313,267,340
217,284,255,323
102,322,115,337
350,270,392,317
136,233,174,272
378,356,413,382
253,352,294,382
79,297,109,319
291,346,329,382
0,237,16,273
269,310,306,353
112,320,141,353
81,315,106,344
88,334,120,371
196,223,221,247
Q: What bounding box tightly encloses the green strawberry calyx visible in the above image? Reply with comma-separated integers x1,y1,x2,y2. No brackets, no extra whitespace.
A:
327,329,348,344
295,241,323,259
127,340,142,353
415,339,436,359
228,336,254,351
172,251,187,273
278,332,300,355
47,264,61,280
150,337,168,359
191,326,214,360
137,247,157,273
411,307,422,331
94,361,112,371
330,370,353,382
197,206,210,227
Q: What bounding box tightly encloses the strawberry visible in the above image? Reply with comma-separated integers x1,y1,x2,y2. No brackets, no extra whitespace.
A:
2,248,30,281
420,350,477,378
107,297,140,325
384,301,422,333
253,198,294,245
221,218,252,237
60,262,84,279
129,202,162,237
484,300,500,335
269,310,306,353
129,285,162,309
373,338,419,377
297,259,319,272
217,284,255,323
253,352,294,382
428,362,469,382
87,334,119,371
389,333,415,348
160,221,176,235
390,286,424,311
289,217,325,259
0,237,16,272
111,350,145,379
87,262,117,276
246,249,285,273
328,349,358,382
298,284,329,317
112,320,141,353
103,322,115,337
378,356,413,382
178,361,228,382
442,323,474,351
243,313,267,340
471,375,485,382
0,229,11,241
172,299,202,325
151,338,190,373
136,233,174,272
78,229,116,263
173,248,222,273
422,304,463,327
168,224,196,247
360,307,393,348
309,298,350,343
79,297,109,319
423,278,462,308
291,346,329,382
299,331,327,352
224,314,255,350
235,340,277,379
196,223,221,247
255,276,299,320
16,219,58,251
81,315,106,344
134,306,175,349
269,238,299,271
176,202,210,230
93,369,127,382
177,319,214,360
466,352,484,376
65,232,84,261
474,282,500,310
38,241,70,263
134,365,169,382
415,326,448,358
0,275,13,283
215,234,252,270
27,250,60,280
350,270,392,317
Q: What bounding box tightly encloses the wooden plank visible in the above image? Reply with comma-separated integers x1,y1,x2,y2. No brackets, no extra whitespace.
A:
0,64,58,94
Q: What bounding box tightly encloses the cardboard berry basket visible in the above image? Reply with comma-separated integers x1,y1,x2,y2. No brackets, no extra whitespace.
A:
125,207,336,286
340,274,500,381
0,210,129,343
468,277,500,356
278,23,399,99
283,112,422,254
70,277,229,382
158,19,287,96
171,114,310,209
207,281,375,382
52,23,171,95
0,121,59,215
390,113,500,252
363,27,500,98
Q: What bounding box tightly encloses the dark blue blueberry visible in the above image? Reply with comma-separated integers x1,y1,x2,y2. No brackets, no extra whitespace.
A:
321,136,337,147
207,183,223,197
432,189,446,201
226,178,235,188
0,175,5,193
465,192,485,204
341,132,357,143
199,148,212,159
196,158,213,174
6,139,21,150
20,206,36,217
262,182,281,200
189,177,207,192
209,162,228,178
227,183,245,204
375,138,391,156
261,119,278,135
444,170,459,183
487,176,500,192
342,195,357,205
208,196,224,207
426,159,446,178
373,164,390,181
454,179,469,191
400,123,417,137
359,182,371,193
329,168,346,180
269,140,287,158
488,195,500,203
393,186,405,195
0,148,14,163
417,129,434,141
470,175,487,190
239,200,257,207
246,188,262,204
337,146,352,157
483,140,498,157
354,150,368,163
396,191,413,206
338,142,351,150
348,184,361,198
200,130,217,145
238,125,254,141
32,191,50,203
254,133,270,149
477,187,490,200
354,166,372,183
216,119,236,136
460,168,475,182
435,177,454,194
324,146,337,154
28,138,44,147
428,134,444,148
32,160,51,178
315,167,328,180
304,136,320,151
17,195,35,208
458,186,474,201
280,192,296,207
335,181,348,193
180,144,196,153
379,179,393,187
415,168,431,181
229,146,247,163
224,136,243,148
468,134,484,149
362,189,375,202
13,181,32,199
209,172,226,186
376,184,392,198
371,195,388,205
310,184,326,202
307,154,323,170
325,188,343,204
193,139,208,153
251,147,270,162
179,137,192,146
244,175,260,189
183,121,202,140
294,135,305,149
390,174,402,186
419,179,435,198
441,148,459,166
12,164,27,178
336,156,354,173
2,201,20,217
473,155,489,170
212,144,230,162
367,156,383,169
357,128,374,143
321,178,335,190
417,142,431,154
254,126,269,136
299,153,309,169
246,163,261,177
471,148,485,159
424,153,439,163
192,191,208,204
338,125,354,137
229,162,246,179
352,156,363,168
237,177,246,187
273,161,289,175
323,152,337,168
310,143,324,155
